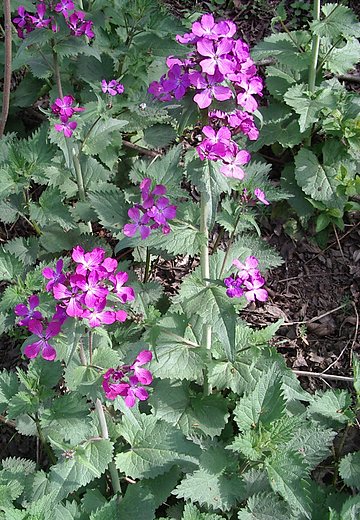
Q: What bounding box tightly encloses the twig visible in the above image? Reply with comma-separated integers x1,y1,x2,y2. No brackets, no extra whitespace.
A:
0,414,16,428
333,224,344,259
293,370,353,382
337,74,360,84
322,340,351,375
283,303,347,326
305,222,360,265
122,140,161,158
0,0,12,137
350,301,359,364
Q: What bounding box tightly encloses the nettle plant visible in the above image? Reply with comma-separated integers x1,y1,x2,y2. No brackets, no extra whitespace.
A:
0,6,360,520
251,1,360,239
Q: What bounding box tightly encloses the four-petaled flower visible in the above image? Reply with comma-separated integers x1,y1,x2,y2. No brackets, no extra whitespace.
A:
15,295,42,327
24,320,61,361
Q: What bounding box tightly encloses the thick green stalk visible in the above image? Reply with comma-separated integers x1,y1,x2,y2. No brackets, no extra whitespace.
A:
79,340,122,496
200,190,212,394
308,0,321,93
0,0,12,137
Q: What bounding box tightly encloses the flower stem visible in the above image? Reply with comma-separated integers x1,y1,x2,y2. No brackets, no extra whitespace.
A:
79,340,122,496
52,45,63,99
0,0,12,138
200,189,212,394
308,0,321,93
72,148,93,233
143,247,151,283
95,399,122,495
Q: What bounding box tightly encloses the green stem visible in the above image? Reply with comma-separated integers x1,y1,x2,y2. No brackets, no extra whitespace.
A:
219,211,243,279
88,330,93,366
35,416,57,465
52,45,63,99
200,190,212,395
72,148,93,233
79,340,122,496
308,0,321,93
143,247,151,283
0,0,12,138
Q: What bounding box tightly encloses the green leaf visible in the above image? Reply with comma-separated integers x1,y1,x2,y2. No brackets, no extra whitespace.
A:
237,492,292,519
311,4,360,39
48,439,114,502
0,370,19,414
115,405,200,479
284,84,336,132
340,495,360,520
7,391,39,420
130,145,183,192
294,148,342,207
148,313,205,382
339,451,360,490
39,225,83,254
4,237,39,266
233,365,286,431
323,38,360,75
150,379,229,438
88,184,128,238
0,248,24,282
186,156,230,228
143,124,177,149
40,394,95,444
54,37,101,60
307,389,353,426
174,273,237,362
266,452,312,518
252,32,310,70
285,424,336,470
182,503,224,520
174,445,245,511
352,354,360,405
82,118,128,156
29,187,76,230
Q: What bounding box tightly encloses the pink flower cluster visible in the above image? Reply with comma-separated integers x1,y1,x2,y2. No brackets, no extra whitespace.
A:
103,350,152,407
51,95,85,137
123,178,177,240
148,13,263,181
14,247,136,361
224,255,268,302
13,1,94,40
101,79,125,96
15,295,67,361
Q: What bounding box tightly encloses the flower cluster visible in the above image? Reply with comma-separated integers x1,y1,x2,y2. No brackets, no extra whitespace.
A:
51,95,85,137
148,13,263,179
101,79,125,96
224,255,268,302
15,296,66,361
15,247,135,361
102,350,153,407
241,187,270,206
13,1,94,39
123,178,177,240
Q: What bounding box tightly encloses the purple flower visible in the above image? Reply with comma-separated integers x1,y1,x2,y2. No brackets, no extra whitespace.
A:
52,283,83,318
13,6,29,28
224,276,244,298
244,276,268,302
232,256,260,280
29,3,51,28
72,246,105,276
191,70,233,109
191,14,218,40
254,188,270,206
124,376,150,407
147,197,177,226
101,79,124,96
55,0,74,14
197,38,235,76
102,368,130,400
54,119,77,138
42,259,66,291
67,11,94,38
15,295,42,326
24,320,61,361
236,77,263,112
140,178,167,209
130,350,153,385
220,149,250,179
162,64,191,100
82,299,116,328
51,95,84,121
109,272,135,303
72,271,109,308
123,207,151,240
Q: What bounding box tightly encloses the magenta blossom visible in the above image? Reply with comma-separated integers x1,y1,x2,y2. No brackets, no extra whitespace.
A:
110,272,135,303
232,255,260,280
42,259,66,291
220,149,251,179
244,276,268,302
147,197,177,226
254,188,270,205
162,64,191,100
123,207,151,240
15,295,42,326
24,320,61,361
54,119,77,138
197,38,235,76
72,246,105,276
55,0,74,14
191,70,233,109
101,79,124,96
102,350,153,407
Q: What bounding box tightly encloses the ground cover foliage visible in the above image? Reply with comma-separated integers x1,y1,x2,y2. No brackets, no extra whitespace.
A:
0,0,359,518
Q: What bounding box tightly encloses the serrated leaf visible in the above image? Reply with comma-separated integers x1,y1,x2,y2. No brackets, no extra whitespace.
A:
88,184,127,237
48,439,113,502
323,38,360,75
252,32,310,70
174,273,236,362
0,248,24,281
307,389,353,426
39,225,83,253
294,148,342,207
233,365,285,431
29,187,76,230
150,379,229,438
285,424,336,471
174,445,245,511
0,370,19,414
182,503,224,520
266,452,312,518
237,491,292,519
4,237,39,266
130,145,183,192
311,4,360,39
339,451,360,490
284,84,336,132
54,38,101,60
186,156,230,228
82,118,128,156
143,124,177,149
340,495,360,520
115,405,200,479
